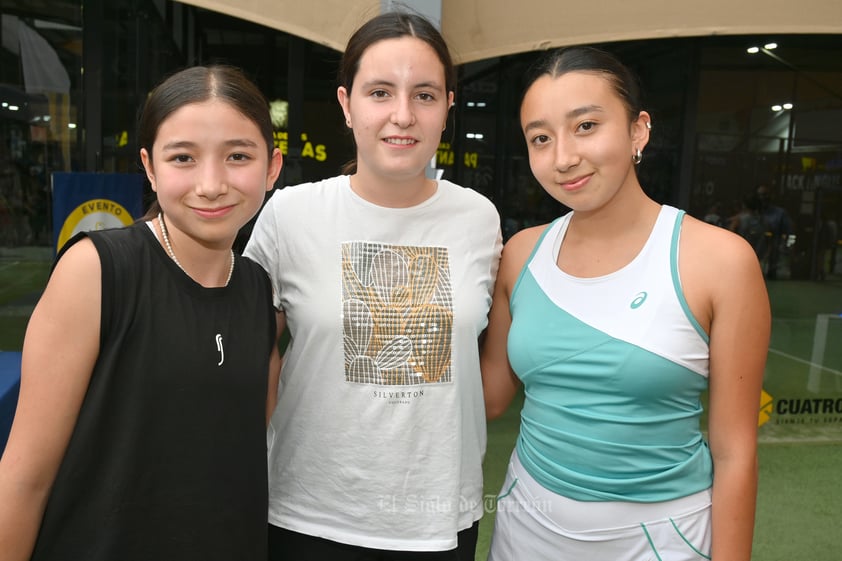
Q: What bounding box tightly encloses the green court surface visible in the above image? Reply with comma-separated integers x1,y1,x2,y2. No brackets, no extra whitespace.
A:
1,249,841,559
760,281,842,443
0,248,52,351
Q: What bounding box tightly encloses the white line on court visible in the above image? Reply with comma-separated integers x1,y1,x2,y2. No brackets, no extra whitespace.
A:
768,347,842,377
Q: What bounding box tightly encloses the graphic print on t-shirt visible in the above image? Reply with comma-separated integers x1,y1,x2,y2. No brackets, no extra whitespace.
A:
341,241,454,385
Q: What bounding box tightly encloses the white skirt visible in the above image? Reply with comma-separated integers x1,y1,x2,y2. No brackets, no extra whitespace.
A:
488,450,712,561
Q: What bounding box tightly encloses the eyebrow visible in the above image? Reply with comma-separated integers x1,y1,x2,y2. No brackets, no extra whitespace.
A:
359,79,444,91
160,139,260,151
523,104,605,134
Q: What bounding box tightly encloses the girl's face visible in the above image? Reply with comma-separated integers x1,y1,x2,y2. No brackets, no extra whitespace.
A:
520,71,649,213
337,36,453,184
140,99,282,248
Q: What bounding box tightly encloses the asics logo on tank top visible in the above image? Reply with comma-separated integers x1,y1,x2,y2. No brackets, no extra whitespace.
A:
630,292,648,309
216,333,225,366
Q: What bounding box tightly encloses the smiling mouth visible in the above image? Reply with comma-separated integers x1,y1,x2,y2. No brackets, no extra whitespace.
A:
559,174,591,190
193,206,233,217
383,137,417,145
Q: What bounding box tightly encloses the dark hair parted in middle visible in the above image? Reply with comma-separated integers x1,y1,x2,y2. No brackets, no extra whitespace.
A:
522,46,645,123
138,65,274,162
338,11,456,97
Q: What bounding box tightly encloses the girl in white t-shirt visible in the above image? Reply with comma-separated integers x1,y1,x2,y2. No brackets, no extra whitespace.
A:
245,10,501,561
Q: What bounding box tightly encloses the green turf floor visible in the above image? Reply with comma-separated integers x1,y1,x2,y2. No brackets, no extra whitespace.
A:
0,247,51,351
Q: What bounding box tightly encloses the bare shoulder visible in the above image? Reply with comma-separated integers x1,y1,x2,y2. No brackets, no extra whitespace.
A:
680,214,759,271
498,224,550,291
505,224,548,254
50,238,101,290
678,214,767,320
33,238,103,320
503,225,548,267
57,236,100,265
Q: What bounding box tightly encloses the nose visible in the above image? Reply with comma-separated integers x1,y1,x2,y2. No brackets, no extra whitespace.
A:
390,96,415,128
553,135,580,173
195,160,228,200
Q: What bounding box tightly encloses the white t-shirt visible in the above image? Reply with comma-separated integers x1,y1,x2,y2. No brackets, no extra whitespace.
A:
245,175,502,551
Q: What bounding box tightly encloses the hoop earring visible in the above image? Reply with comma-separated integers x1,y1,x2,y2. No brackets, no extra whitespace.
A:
632,149,643,165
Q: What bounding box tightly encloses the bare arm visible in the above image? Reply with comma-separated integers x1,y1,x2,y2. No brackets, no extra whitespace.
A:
266,309,286,425
480,276,519,420
480,227,544,419
682,219,770,561
708,239,769,561
0,239,102,561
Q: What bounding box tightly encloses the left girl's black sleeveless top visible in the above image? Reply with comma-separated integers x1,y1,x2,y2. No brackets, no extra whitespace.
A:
32,223,275,561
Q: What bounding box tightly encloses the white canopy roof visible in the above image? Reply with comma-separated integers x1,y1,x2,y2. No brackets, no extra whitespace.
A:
177,0,842,62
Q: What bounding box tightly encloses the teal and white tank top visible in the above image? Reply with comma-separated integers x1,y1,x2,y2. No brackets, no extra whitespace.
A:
508,205,713,502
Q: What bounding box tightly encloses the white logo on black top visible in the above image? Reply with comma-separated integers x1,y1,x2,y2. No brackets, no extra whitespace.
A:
216,333,225,366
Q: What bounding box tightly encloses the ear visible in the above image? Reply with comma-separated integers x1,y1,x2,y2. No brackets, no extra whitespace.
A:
337,86,351,126
631,110,651,152
266,148,283,191
139,148,156,192
444,91,455,129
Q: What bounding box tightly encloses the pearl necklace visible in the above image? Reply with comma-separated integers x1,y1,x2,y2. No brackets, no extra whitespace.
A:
158,212,235,286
